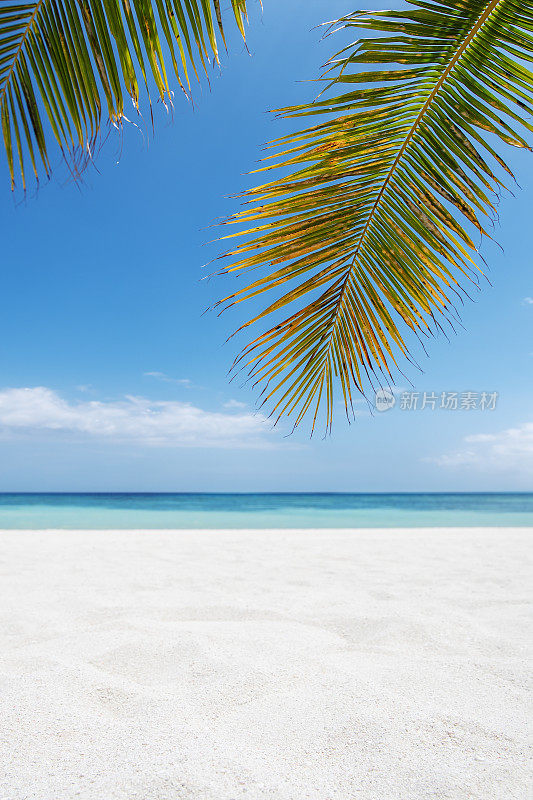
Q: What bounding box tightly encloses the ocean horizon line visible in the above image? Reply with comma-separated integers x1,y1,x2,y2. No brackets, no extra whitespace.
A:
1,490,532,496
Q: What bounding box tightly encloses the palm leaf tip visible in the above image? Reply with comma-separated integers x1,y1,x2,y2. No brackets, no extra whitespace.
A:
218,0,533,433
0,0,250,191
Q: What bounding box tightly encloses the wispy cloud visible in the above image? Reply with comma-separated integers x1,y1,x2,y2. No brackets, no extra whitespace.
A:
143,371,194,388
430,421,533,474
223,399,247,410
0,387,275,449
522,297,533,306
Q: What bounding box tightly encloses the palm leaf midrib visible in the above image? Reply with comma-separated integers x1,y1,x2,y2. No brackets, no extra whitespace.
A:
0,0,45,104
313,0,503,383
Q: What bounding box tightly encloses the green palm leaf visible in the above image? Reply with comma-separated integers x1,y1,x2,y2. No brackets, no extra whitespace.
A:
0,0,248,190
217,0,533,432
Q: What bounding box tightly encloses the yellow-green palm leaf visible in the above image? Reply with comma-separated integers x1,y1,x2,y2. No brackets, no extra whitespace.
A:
0,0,248,190
218,0,533,432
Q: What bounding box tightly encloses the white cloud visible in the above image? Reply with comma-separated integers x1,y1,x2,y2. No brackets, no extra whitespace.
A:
223,399,248,410
0,387,275,449
431,421,533,474
522,297,533,306
143,371,193,388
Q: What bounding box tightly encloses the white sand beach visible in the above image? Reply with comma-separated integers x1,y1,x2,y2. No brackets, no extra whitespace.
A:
0,527,531,800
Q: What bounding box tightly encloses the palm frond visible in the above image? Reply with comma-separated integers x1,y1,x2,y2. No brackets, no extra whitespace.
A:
217,0,533,432
0,0,249,190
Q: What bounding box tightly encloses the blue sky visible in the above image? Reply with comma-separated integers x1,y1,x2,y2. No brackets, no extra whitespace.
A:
0,0,532,492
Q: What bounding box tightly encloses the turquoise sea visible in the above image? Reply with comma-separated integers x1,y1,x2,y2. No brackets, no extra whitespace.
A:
0,493,532,529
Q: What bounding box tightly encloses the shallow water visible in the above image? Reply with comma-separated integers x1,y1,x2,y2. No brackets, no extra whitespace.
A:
0,492,532,529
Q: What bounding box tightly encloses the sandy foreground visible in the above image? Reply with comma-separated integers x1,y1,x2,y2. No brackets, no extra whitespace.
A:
0,528,531,800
